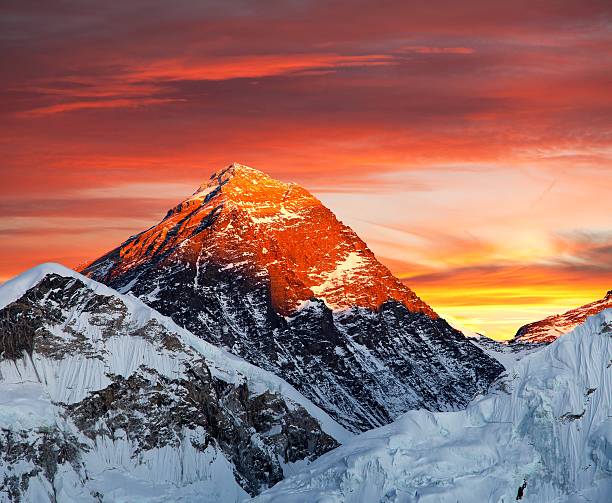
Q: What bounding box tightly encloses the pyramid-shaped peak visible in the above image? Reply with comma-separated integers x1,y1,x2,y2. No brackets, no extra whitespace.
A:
194,162,291,195
216,162,281,184
82,163,436,318
217,162,269,179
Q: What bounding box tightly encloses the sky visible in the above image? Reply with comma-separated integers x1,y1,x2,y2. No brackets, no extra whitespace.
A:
1,0,611,339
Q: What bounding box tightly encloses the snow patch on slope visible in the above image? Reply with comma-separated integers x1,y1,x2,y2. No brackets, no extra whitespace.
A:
310,252,369,309
0,382,55,430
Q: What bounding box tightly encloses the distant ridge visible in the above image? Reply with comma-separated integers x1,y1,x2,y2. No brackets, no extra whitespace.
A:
514,290,612,343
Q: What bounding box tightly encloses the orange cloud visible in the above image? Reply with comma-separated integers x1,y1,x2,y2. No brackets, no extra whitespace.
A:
386,260,612,339
128,54,398,81
12,53,399,117
18,97,183,117
399,46,475,54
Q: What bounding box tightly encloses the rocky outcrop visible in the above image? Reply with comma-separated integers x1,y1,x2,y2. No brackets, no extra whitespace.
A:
0,428,86,503
81,163,504,432
66,366,336,496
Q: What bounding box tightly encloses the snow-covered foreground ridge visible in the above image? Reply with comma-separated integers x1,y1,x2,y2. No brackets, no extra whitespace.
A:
0,263,349,440
0,263,350,502
255,310,612,503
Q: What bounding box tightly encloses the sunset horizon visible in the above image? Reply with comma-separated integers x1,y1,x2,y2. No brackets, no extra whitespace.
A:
2,160,609,340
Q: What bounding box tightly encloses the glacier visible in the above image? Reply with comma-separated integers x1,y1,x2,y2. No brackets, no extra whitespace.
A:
254,310,612,502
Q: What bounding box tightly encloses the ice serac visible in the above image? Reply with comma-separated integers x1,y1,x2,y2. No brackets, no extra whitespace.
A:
514,290,612,344
0,264,348,502
254,309,612,503
80,163,504,432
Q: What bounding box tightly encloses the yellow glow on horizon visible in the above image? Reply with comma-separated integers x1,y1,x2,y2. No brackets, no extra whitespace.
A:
410,284,605,340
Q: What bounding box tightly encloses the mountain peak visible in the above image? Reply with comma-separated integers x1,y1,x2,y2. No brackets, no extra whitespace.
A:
82,164,436,317
194,162,281,195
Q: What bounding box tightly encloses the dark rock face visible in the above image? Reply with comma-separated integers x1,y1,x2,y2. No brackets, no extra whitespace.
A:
66,365,336,496
87,256,504,432
0,274,126,361
0,273,339,499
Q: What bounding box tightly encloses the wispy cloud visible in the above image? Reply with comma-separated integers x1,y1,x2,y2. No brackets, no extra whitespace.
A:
18,97,183,117
398,46,475,54
127,54,399,81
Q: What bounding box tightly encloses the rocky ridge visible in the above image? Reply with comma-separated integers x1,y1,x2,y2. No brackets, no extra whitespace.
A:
514,290,612,344
0,264,347,502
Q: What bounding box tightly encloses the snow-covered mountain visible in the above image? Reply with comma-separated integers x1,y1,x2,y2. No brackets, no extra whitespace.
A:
254,309,612,503
514,290,612,344
0,264,350,502
80,163,504,432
